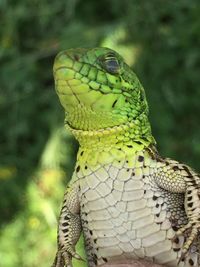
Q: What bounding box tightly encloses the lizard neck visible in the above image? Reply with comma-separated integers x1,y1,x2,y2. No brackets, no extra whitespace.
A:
66,112,156,149
66,117,156,168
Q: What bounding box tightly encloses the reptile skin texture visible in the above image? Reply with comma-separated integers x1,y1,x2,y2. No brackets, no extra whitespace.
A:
52,48,200,267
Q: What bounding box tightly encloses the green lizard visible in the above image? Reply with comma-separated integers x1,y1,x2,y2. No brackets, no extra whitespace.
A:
52,47,200,267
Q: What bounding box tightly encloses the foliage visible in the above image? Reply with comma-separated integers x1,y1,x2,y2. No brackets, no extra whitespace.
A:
1,0,200,266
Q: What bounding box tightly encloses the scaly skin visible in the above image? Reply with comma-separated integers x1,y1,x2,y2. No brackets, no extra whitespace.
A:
52,48,200,267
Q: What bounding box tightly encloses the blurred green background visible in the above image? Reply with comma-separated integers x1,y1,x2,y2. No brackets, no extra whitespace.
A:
1,1,200,266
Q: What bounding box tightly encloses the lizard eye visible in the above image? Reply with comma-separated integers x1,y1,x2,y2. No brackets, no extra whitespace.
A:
101,53,120,74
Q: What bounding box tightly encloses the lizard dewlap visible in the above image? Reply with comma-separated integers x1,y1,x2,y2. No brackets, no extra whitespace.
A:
52,47,200,267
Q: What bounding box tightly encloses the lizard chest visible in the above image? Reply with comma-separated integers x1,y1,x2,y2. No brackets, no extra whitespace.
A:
77,152,187,266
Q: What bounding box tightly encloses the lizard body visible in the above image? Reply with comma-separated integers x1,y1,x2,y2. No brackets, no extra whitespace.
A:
52,48,200,267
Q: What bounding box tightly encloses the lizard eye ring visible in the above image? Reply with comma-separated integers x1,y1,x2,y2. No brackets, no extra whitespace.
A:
100,53,120,74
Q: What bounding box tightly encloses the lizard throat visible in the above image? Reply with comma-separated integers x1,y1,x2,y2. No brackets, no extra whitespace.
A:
65,120,156,149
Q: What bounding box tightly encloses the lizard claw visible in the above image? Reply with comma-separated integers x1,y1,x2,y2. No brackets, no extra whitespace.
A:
178,223,198,248
73,253,85,261
52,245,85,267
66,244,85,262
173,221,199,263
52,251,65,267
177,249,188,265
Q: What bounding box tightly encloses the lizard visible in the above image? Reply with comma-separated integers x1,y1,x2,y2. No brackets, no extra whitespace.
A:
52,47,200,267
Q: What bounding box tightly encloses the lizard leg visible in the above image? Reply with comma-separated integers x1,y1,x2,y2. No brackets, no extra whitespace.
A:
155,162,200,260
52,184,84,267
176,183,200,259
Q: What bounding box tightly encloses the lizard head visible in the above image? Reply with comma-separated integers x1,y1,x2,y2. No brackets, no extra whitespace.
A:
53,47,150,137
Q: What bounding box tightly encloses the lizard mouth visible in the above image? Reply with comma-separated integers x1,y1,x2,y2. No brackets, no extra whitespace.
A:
53,52,128,131
54,71,87,108
53,49,125,98
53,49,149,133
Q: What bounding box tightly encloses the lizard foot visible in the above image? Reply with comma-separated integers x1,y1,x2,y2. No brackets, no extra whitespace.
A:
52,246,84,267
173,221,199,262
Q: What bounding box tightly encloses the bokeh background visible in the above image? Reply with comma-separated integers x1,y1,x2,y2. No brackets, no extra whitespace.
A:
1,1,200,266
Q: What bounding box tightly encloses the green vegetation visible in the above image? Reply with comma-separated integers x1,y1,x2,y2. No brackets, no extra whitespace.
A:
1,1,200,266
